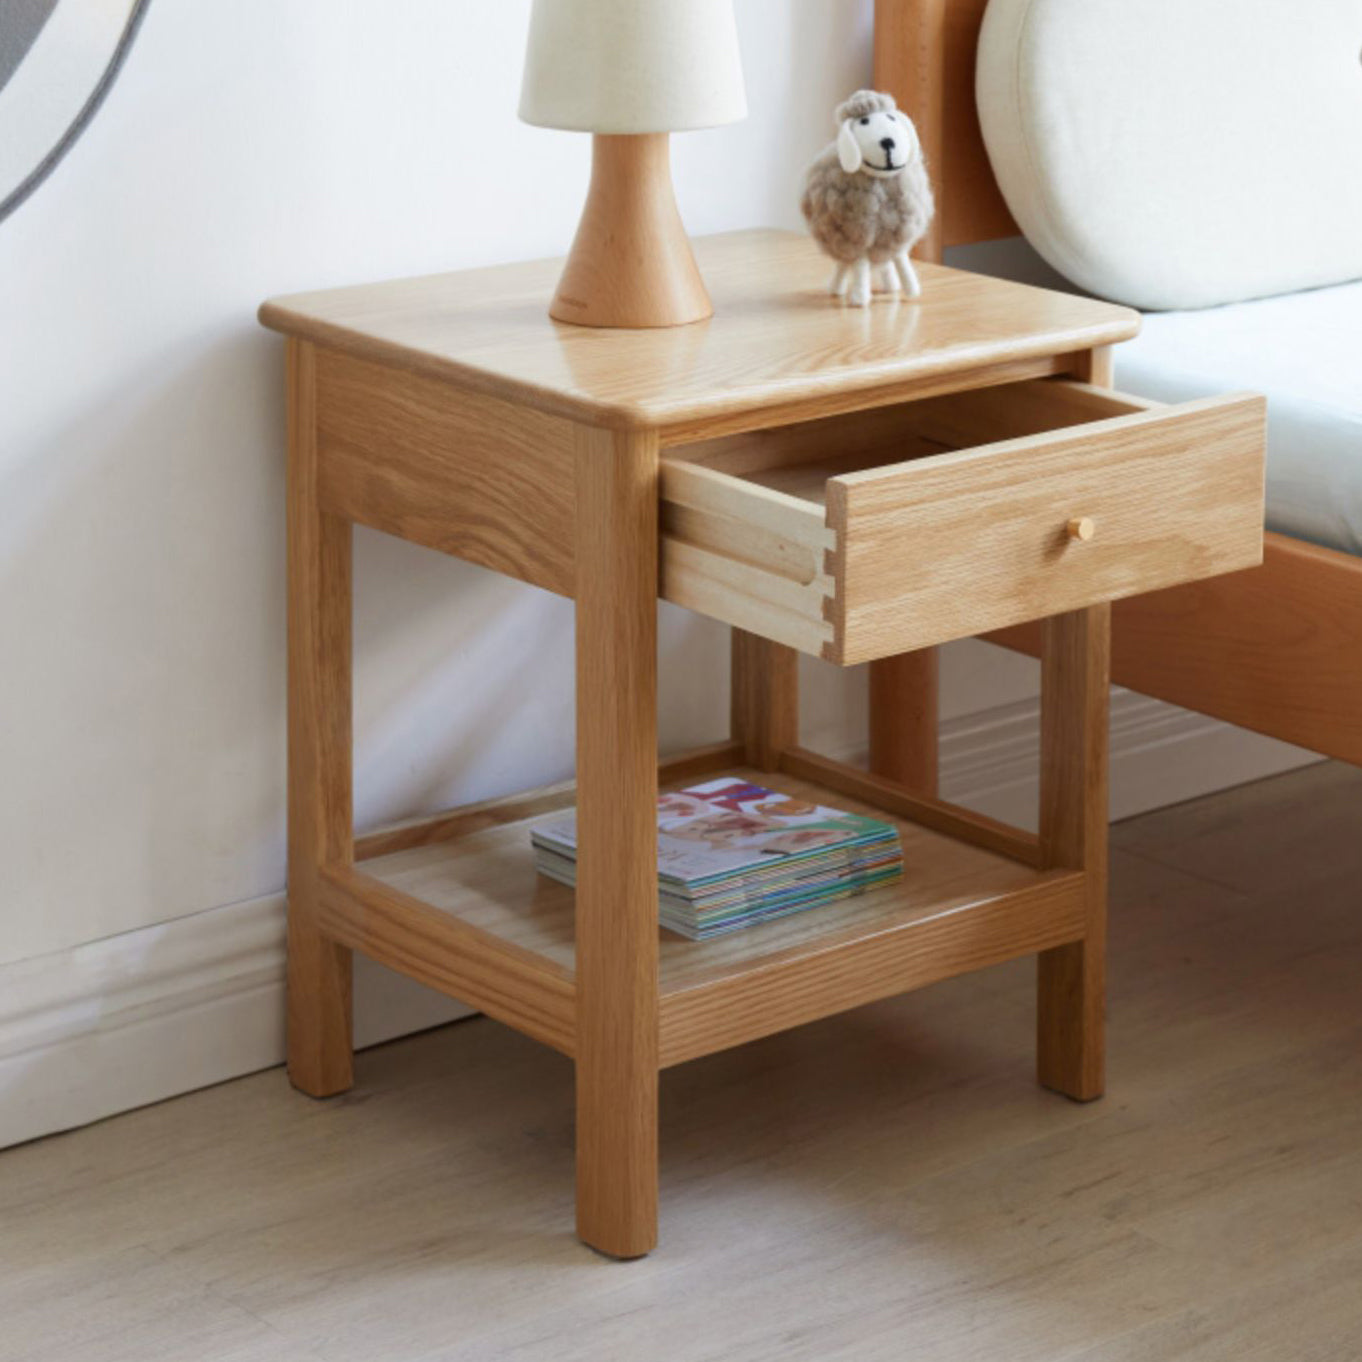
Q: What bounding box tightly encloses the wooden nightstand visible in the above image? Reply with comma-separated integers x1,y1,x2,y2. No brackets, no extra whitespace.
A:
260,229,1265,1259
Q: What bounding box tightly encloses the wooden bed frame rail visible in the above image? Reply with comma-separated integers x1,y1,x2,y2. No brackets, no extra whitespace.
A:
871,0,1362,772
988,535,1362,767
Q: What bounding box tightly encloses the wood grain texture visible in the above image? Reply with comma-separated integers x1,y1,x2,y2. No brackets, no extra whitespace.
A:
859,168,946,799
883,375,1154,448
284,339,354,1099
659,872,1084,1068
10,762,1362,1357
356,782,580,866
1074,344,1116,387
550,134,712,329
869,649,940,792
662,375,1132,664
873,0,1356,780
730,632,799,772
656,352,1075,446
825,392,1266,662
315,349,576,596
848,355,1126,799
660,456,835,657
663,380,1264,666
353,742,745,862
1037,605,1111,1102
356,823,578,972
318,867,575,1057
661,457,833,575
779,746,1041,867
989,533,1362,768
874,0,1017,252
573,424,660,1258
661,541,835,658
256,208,1284,1267
875,0,946,263
259,230,1138,437
357,764,1072,1071
677,400,953,478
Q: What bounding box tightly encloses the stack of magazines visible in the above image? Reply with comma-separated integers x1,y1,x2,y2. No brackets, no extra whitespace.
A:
531,776,903,940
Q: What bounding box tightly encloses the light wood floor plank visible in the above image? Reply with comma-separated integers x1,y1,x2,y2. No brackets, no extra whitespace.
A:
1111,756,1346,895
1,761,1359,1361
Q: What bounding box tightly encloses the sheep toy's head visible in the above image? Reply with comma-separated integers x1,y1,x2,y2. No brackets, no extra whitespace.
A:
835,90,920,178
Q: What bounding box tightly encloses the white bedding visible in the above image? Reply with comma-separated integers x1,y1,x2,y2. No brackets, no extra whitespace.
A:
1115,282,1362,558
976,0,1362,311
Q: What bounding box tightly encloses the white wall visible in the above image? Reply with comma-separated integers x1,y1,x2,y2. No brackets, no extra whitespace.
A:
0,0,889,1142
0,0,874,968
0,0,1315,1147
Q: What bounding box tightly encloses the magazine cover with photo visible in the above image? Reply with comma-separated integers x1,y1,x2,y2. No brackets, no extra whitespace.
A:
535,778,901,886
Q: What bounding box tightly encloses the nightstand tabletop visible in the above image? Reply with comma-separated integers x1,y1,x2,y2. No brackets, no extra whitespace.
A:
259,229,1138,434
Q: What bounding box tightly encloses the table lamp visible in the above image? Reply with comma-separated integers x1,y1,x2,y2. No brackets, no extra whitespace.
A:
519,0,747,329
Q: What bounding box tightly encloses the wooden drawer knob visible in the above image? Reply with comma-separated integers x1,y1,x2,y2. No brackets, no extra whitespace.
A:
1066,517,1096,543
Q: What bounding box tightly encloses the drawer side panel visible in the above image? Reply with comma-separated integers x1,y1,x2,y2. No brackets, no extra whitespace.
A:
315,349,577,596
660,459,836,657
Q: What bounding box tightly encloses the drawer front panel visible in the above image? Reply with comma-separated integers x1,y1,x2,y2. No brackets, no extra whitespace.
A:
826,393,1266,664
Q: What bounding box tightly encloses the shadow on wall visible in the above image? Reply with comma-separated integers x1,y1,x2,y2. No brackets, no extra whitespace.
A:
0,314,738,962
349,509,736,836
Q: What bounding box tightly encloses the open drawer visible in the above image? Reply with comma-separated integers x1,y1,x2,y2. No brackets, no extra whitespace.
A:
660,379,1266,665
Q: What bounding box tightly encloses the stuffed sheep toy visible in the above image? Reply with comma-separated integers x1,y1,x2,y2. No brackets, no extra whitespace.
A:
801,89,934,306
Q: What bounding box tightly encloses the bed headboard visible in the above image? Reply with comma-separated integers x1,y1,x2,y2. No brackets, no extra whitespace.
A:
872,0,1016,261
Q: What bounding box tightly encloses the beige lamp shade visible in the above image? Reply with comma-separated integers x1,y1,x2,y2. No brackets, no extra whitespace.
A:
519,0,746,133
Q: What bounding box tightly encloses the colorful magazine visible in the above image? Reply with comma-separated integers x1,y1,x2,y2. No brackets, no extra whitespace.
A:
531,777,903,940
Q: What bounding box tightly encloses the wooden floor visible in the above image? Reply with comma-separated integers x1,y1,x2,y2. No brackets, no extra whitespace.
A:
4,760,1361,1362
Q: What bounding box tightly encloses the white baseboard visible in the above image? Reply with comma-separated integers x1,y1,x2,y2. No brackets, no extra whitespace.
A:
0,694,1318,1151
0,895,470,1150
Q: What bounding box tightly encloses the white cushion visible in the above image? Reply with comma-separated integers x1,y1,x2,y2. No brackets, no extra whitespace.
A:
976,0,1362,310
1116,280,1362,556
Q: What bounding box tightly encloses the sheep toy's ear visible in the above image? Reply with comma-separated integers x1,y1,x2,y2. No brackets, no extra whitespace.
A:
892,109,921,162
837,120,863,174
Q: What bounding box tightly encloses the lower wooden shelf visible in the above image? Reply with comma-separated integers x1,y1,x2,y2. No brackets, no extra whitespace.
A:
319,760,1087,1068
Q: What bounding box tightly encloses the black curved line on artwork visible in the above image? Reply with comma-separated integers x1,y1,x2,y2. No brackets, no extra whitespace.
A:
0,0,155,224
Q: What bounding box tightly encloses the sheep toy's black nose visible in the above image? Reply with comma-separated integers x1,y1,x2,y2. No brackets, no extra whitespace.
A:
880,137,897,151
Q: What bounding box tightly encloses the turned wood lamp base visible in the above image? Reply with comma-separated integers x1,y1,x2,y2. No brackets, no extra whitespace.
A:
550,133,713,329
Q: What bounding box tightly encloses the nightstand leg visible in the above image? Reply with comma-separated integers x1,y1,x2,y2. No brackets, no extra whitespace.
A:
731,631,798,772
1074,343,1116,387
285,339,354,1098
1037,603,1110,1100
869,649,939,793
574,426,661,1258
